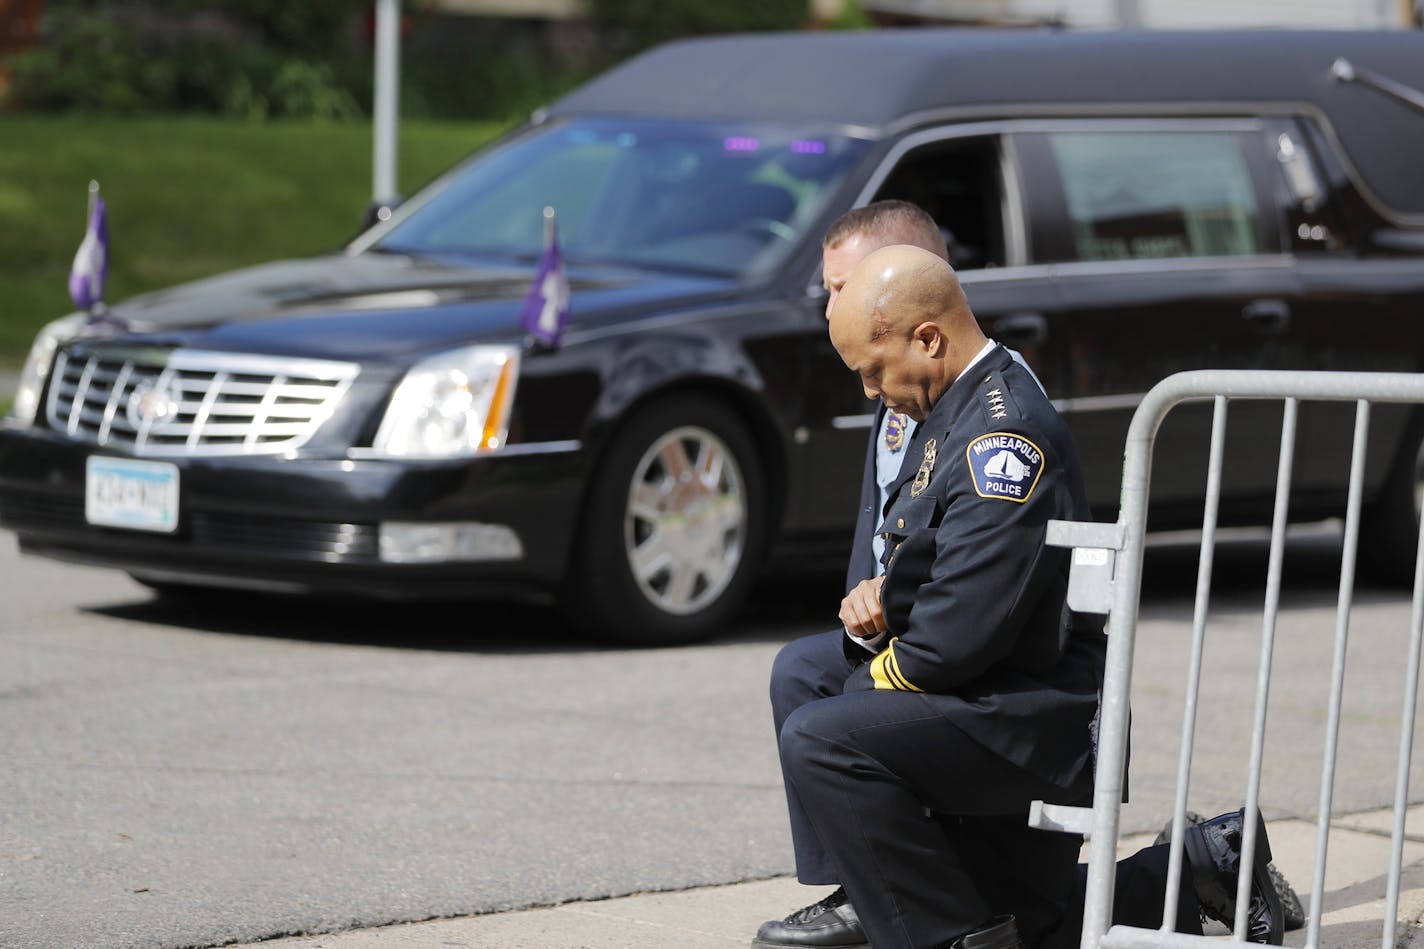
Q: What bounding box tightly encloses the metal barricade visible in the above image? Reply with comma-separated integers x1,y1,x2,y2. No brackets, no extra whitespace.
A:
1028,370,1424,949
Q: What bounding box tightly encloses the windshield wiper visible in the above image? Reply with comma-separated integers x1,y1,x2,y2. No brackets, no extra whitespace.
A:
366,245,541,269
568,252,736,279
426,247,545,267
366,244,429,258
1330,58,1424,117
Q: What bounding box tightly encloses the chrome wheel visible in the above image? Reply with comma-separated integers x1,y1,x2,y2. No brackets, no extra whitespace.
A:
624,425,747,616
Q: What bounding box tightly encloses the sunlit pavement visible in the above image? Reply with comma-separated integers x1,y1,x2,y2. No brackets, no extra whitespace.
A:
233,808,1424,949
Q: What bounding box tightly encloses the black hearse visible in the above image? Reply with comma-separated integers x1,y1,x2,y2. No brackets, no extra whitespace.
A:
4,29,1424,643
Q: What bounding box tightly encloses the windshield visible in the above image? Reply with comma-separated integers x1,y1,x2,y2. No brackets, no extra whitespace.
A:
365,118,871,278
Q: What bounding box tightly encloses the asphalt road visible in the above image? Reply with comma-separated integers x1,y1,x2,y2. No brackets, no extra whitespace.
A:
3,523,1422,949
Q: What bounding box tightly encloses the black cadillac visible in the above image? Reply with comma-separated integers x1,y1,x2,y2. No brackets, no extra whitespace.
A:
4,29,1424,643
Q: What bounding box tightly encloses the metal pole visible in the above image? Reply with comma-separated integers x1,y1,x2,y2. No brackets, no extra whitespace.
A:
372,0,401,206
1383,474,1424,949
1308,401,1370,948
1161,396,1229,933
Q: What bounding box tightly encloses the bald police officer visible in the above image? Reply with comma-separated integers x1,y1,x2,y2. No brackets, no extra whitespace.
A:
759,245,1292,949
756,204,1294,949
781,244,1102,949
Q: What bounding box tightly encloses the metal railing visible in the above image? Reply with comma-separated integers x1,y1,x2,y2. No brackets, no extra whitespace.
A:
1029,369,1424,949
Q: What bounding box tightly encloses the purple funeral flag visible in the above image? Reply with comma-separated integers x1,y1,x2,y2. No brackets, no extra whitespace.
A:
68,192,109,312
518,215,570,349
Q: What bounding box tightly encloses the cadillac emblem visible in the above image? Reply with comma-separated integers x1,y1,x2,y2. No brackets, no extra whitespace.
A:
126,379,179,429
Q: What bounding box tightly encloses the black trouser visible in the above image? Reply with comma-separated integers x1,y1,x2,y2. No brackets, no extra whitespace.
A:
769,630,1202,948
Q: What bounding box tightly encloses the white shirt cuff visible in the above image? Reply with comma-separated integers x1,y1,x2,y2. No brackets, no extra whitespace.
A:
844,628,888,653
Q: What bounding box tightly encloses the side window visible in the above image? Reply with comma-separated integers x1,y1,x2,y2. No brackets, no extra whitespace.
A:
873,138,1006,270
1044,131,1265,262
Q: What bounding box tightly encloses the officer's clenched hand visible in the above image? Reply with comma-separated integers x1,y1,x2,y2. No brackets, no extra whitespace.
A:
839,576,888,640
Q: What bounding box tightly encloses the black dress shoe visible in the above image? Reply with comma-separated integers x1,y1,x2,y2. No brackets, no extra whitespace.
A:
1156,810,1304,931
752,886,869,948
1182,808,1285,944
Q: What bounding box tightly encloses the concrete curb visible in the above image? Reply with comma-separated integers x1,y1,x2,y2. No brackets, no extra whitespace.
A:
231,809,1424,949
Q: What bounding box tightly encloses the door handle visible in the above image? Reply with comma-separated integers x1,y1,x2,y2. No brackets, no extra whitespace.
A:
994,312,1048,348
1242,298,1291,334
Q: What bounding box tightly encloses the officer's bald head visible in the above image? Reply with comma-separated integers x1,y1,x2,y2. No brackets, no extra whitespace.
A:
828,245,987,420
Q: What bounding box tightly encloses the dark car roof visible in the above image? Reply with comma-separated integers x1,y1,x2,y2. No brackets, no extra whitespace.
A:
550,28,1424,216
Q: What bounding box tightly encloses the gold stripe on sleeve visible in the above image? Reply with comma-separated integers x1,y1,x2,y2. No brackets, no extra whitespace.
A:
870,650,896,690
870,639,924,692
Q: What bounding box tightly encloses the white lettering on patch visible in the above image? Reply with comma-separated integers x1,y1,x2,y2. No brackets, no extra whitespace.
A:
965,432,1047,504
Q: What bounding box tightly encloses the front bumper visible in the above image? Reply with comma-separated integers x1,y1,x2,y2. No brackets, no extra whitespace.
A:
0,424,587,600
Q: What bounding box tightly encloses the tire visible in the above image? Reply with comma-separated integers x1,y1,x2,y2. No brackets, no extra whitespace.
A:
1361,423,1424,586
568,397,768,645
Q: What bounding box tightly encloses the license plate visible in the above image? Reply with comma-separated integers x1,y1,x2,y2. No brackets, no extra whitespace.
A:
85,456,180,533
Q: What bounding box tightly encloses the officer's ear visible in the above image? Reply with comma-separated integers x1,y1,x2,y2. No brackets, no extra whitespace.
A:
912,321,944,357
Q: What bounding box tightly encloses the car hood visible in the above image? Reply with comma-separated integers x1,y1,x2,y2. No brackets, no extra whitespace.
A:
91,251,739,363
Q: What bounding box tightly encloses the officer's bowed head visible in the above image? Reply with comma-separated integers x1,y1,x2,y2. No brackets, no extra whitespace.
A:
827,244,988,424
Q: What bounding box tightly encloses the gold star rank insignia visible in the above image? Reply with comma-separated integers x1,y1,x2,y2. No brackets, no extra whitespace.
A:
910,437,937,497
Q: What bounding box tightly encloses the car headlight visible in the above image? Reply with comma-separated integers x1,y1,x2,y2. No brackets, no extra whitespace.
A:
371,344,520,458
9,313,87,427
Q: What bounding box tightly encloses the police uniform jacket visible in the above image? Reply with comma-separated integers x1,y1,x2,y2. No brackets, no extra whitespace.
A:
845,402,888,592
845,344,1106,792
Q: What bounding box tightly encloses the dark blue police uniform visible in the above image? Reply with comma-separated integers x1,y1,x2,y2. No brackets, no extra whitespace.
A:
777,346,1106,948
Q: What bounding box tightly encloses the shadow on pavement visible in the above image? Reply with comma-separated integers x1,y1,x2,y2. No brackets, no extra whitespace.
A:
85,586,594,654
81,521,1401,653
83,569,849,653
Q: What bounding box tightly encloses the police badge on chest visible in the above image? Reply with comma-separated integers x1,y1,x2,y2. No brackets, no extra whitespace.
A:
884,410,908,451
910,438,937,498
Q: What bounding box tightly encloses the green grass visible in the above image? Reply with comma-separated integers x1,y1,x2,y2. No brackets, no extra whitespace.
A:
0,114,510,365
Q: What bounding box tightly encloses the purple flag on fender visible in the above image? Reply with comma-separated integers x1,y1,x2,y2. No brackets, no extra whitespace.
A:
518,221,570,349
68,194,109,312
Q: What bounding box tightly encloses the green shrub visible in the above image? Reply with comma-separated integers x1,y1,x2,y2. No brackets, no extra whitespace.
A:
195,0,367,55
4,3,581,122
398,47,587,122
830,0,877,29
4,9,152,113
4,4,367,119
3,0,817,122
227,59,363,121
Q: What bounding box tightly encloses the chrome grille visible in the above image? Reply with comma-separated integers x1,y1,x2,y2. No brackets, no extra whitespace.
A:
45,348,359,456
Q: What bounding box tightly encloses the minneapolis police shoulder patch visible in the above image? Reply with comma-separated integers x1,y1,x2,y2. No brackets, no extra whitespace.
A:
966,432,1046,504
